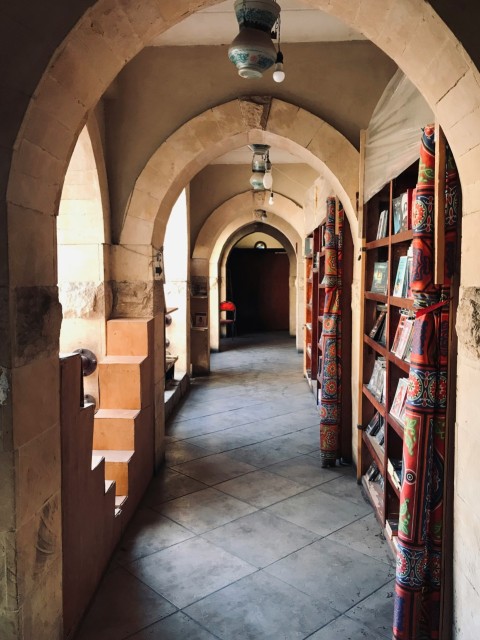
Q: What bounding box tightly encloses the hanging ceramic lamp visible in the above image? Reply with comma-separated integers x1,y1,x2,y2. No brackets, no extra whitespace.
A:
228,0,281,79
249,144,270,190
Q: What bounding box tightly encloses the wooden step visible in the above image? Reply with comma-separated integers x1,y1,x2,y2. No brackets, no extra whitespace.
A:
94,409,139,450
104,480,115,495
115,495,127,508
106,318,153,357
98,356,150,410
93,450,134,496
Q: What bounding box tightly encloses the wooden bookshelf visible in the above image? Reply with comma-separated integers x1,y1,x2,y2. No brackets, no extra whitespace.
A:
303,202,353,462
358,160,419,535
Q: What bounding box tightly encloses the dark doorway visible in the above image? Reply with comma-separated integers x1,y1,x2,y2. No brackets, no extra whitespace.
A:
227,248,289,334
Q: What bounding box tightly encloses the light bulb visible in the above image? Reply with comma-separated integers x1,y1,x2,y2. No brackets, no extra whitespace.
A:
269,192,274,205
273,63,285,83
272,51,285,83
263,171,273,190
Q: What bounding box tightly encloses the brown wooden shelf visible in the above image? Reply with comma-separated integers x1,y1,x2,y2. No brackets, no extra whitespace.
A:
363,432,385,473
363,334,387,357
387,413,405,438
388,351,410,373
365,291,388,303
366,236,390,250
362,384,386,415
390,296,414,310
391,229,414,244
362,475,385,521
387,470,401,498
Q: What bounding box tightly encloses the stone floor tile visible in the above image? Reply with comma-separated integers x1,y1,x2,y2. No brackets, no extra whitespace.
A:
165,440,212,466
215,469,307,507
75,567,176,640
327,513,395,565
306,614,389,639
155,487,257,534
127,537,256,608
171,452,257,485
316,474,371,507
184,571,338,640
265,537,395,613
113,508,194,565
141,468,207,506
227,438,301,468
167,411,254,440
345,579,396,638
266,485,371,536
265,454,341,487
126,611,219,639
201,510,319,568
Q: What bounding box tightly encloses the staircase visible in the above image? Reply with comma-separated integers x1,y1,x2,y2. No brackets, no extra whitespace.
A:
60,317,155,639
94,318,155,521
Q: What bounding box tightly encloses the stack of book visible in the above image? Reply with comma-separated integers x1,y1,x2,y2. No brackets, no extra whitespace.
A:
392,189,414,234
391,311,415,362
367,357,387,403
390,377,409,426
365,461,384,490
365,411,385,439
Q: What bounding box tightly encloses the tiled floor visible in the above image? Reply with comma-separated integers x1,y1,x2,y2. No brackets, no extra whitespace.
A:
76,333,396,640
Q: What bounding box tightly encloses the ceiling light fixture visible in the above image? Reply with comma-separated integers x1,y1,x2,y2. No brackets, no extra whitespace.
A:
228,0,283,80
268,191,274,205
254,209,268,221
249,144,271,191
272,16,285,83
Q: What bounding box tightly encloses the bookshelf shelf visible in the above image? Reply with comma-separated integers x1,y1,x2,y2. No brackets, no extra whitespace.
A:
358,161,419,545
387,413,405,438
363,334,387,357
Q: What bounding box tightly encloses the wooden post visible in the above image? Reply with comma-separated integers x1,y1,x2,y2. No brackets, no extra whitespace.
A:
355,131,368,480
434,123,446,285
358,129,367,239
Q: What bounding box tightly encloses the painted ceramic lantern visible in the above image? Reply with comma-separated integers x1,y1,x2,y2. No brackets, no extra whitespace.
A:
228,0,281,79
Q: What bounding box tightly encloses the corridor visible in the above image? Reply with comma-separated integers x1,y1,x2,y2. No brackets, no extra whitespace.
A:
76,334,395,640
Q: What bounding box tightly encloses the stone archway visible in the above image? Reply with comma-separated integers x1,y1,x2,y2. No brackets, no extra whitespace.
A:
120,99,359,248
4,2,480,638
191,192,302,353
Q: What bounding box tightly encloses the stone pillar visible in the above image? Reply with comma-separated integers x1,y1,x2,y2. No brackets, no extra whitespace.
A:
1,206,63,639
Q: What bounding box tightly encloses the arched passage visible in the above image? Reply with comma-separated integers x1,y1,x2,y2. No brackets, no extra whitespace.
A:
4,3,480,637
120,99,358,247
192,191,302,351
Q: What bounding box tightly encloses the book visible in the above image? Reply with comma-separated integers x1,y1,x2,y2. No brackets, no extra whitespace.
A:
390,378,409,422
369,306,387,340
401,189,414,231
376,209,389,239
392,195,403,234
392,256,408,298
391,312,407,355
405,243,414,298
377,317,387,347
375,423,385,448
366,462,380,482
370,262,388,294
396,317,415,360
367,358,386,399
366,412,383,437
385,518,399,539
